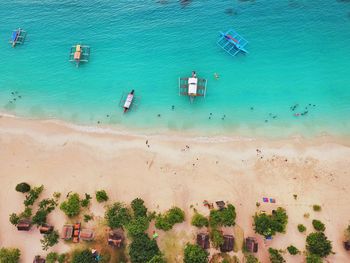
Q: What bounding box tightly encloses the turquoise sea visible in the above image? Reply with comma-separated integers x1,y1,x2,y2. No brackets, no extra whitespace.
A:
1,0,350,137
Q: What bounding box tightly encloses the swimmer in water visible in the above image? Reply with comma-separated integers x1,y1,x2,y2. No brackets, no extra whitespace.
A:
214,73,219,80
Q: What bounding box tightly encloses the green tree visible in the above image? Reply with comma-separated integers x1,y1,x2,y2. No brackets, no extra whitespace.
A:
210,228,224,248
71,249,96,263
32,209,49,226
19,207,32,219
312,205,321,212
287,245,299,255
46,252,58,263
312,220,325,232
253,208,288,238
60,193,81,217
298,224,306,233
306,254,323,263
96,190,109,203
105,202,131,229
191,213,209,228
15,182,31,193
209,204,236,227
148,254,167,263
246,254,260,263
126,217,150,237
9,213,20,226
155,207,185,231
306,232,332,258
0,248,21,263
81,193,91,208
183,244,209,263
268,248,285,263
40,230,59,250
23,185,44,207
129,233,161,263
131,198,148,218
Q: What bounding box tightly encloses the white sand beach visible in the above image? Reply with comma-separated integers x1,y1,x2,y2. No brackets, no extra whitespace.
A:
0,114,349,262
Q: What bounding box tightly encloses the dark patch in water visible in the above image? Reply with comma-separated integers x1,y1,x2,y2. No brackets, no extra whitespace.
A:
225,8,238,16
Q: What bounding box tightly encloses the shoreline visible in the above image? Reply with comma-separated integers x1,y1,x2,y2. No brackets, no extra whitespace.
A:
1,112,349,146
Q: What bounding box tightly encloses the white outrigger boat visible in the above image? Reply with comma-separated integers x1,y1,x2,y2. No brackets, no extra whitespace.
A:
179,71,207,103
119,90,139,113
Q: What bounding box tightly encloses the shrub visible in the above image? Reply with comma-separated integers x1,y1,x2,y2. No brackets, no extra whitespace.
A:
84,214,93,222
287,245,299,255
19,207,32,219
268,248,285,263
105,202,131,229
155,207,185,231
209,204,236,227
210,228,224,248
306,232,332,258
148,254,166,263
306,254,323,263
15,182,31,193
313,205,321,212
9,213,20,226
131,198,147,218
57,254,66,263
129,233,161,263
191,213,209,228
81,193,92,208
60,193,81,217
32,209,48,226
312,220,325,232
39,198,58,212
246,254,260,263
298,224,306,233
253,207,288,238
0,248,21,263
40,230,59,250
184,244,209,263
96,190,109,203
46,252,58,263
126,217,150,237
23,185,44,207
71,249,96,263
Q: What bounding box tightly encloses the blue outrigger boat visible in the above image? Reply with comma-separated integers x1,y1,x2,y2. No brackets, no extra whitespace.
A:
217,29,248,57
10,28,26,47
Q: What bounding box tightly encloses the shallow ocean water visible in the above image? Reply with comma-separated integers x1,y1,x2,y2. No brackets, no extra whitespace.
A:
0,0,350,137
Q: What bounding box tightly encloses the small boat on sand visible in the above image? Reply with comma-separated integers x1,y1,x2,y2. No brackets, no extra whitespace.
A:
10,28,26,47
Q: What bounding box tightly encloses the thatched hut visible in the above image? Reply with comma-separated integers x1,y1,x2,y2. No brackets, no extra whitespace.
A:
39,224,53,234
344,240,350,251
196,233,210,249
245,237,258,253
80,228,95,241
33,255,45,263
17,219,31,231
108,229,124,248
220,235,234,252
60,224,73,240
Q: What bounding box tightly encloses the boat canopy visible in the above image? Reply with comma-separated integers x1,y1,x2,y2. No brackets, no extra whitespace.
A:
188,77,198,95
123,94,134,109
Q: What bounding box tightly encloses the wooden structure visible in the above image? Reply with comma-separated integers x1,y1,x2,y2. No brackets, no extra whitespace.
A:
196,233,210,249
245,237,258,253
73,223,81,243
80,228,95,241
220,235,234,252
39,224,53,234
179,71,207,103
17,219,31,231
33,255,46,263
344,240,350,251
60,224,73,240
108,229,124,248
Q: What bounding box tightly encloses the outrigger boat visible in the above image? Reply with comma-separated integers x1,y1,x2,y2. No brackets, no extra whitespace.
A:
10,28,26,47
217,29,248,57
119,90,139,113
69,44,90,67
179,71,207,103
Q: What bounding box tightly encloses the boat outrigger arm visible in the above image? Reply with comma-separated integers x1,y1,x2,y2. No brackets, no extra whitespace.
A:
69,44,90,66
217,29,248,57
178,71,207,103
